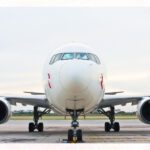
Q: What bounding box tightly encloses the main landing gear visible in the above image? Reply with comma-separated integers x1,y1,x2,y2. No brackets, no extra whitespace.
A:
67,109,83,143
97,106,120,132
29,106,51,132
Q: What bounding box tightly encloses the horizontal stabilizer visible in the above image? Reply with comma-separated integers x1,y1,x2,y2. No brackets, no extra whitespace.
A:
24,91,45,95
105,91,124,95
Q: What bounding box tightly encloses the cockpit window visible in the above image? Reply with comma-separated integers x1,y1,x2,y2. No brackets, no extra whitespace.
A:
50,52,100,64
49,55,55,64
61,53,74,60
94,55,101,64
76,53,88,60
87,53,100,64
87,53,96,62
49,53,62,64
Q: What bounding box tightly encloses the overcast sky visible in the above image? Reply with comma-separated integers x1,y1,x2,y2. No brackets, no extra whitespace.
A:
0,7,150,111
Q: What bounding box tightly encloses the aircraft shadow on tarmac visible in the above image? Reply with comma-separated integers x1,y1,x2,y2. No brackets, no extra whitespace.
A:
0,128,150,143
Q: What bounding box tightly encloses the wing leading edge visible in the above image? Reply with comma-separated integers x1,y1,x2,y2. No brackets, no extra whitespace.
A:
99,94,150,108
0,95,49,108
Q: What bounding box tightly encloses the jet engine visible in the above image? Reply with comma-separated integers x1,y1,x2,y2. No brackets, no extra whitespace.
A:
0,98,11,124
137,97,150,124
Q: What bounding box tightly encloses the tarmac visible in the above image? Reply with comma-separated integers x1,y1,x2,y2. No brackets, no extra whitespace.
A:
0,119,150,143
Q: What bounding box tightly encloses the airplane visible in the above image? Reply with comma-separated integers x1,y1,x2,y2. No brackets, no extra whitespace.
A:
0,43,150,142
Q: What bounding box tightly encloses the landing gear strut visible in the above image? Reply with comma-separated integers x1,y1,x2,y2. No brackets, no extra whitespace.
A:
29,106,51,132
67,109,83,142
97,106,120,132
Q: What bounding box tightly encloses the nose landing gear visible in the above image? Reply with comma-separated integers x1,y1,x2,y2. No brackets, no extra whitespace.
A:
67,109,83,143
67,121,82,142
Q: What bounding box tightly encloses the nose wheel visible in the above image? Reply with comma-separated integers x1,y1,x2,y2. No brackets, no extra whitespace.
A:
76,129,82,141
67,129,83,142
67,109,83,143
68,129,74,141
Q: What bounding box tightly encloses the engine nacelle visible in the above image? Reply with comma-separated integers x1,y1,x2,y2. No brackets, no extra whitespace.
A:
0,98,11,124
137,97,150,124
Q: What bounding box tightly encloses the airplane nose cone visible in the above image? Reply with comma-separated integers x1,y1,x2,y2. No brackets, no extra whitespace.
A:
60,61,91,93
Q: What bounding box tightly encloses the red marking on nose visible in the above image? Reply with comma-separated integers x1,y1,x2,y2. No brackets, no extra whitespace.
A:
48,73,50,79
100,74,104,90
48,81,51,88
48,73,52,88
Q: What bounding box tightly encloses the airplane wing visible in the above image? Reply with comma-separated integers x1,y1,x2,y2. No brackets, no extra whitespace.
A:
99,94,150,108
97,94,150,132
0,95,49,108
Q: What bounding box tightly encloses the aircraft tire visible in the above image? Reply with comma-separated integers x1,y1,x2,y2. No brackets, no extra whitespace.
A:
29,122,35,132
114,122,120,132
38,122,44,132
105,122,111,132
68,129,73,142
77,129,82,141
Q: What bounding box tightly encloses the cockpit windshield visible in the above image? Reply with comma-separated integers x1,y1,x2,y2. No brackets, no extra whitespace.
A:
50,52,100,64
61,53,74,60
76,53,88,60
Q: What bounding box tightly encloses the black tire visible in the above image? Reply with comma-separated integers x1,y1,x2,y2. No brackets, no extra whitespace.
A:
77,129,82,141
29,122,35,132
105,122,111,132
68,129,73,142
114,122,120,132
38,122,44,132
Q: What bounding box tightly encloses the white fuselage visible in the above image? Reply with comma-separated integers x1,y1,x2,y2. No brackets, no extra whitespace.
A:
43,44,105,114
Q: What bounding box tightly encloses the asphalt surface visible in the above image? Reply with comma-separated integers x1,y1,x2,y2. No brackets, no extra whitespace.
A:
0,119,150,143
